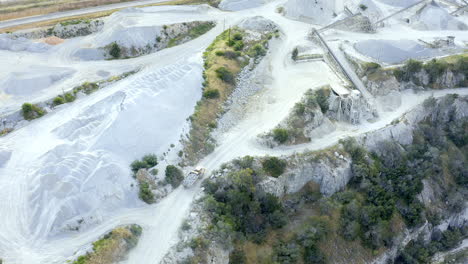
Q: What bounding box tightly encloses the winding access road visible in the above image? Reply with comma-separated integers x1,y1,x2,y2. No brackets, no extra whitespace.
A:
0,0,169,29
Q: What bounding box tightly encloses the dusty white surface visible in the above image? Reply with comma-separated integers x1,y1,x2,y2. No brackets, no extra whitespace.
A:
0,0,467,263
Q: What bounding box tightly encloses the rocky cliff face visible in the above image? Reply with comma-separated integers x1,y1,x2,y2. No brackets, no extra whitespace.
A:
363,66,466,98
328,90,377,124
13,20,104,39
259,150,352,197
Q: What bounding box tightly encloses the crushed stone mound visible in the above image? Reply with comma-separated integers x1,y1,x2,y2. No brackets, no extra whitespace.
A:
410,2,468,31
358,0,384,23
238,16,278,33
0,34,50,52
0,66,75,96
377,0,421,7
283,0,344,25
354,39,445,64
218,0,273,11
38,36,65,45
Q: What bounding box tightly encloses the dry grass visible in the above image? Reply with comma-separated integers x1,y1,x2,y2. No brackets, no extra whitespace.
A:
0,10,113,33
182,29,244,164
72,225,142,264
0,0,132,21
0,0,206,33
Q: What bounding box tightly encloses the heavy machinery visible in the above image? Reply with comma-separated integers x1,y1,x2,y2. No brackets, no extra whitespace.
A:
182,167,206,188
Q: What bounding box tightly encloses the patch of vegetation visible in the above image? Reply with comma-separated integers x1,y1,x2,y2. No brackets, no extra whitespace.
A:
183,27,273,164
109,42,121,58
261,157,287,177
291,47,298,61
359,4,368,11
215,67,235,84
189,21,216,38
0,128,13,136
272,128,289,144
139,182,155,204
60,19,91,26
336,96,468,250
165,165,184,188
53,96,65,106
21,103,46,120
53,92,76,106
130,154,158,174
167,21,216,48
203,89,220,99
250,44,267,57
362,62,381,74
203,168,287,244
392,56,468,88
396,226,466,263
264,87,331,146
72,224,142,264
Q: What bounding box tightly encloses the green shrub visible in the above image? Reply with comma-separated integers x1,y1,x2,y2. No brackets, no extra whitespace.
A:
273,128,289,144
229,247,246,264
203,169,286,243
130,154,158,174
165,165,184,188
294,102,306,115
250,44,266,57
215,67,235,84
262,157,287,177
227,39,236,47
424,59,448,84
74,82,99,95
359,4,368,11
363,62,381,73
215,51,225,56
292,48,298,61
315,88,329,113
139,182,155,204
189,236,209,250
203,89,220,99
109,42,121,58
233,41,244,51
189,22,215,38
233,155,254,169
22,103,45,120
53,96,65,106
453,56,468,76
64,92,76,102
223,51,239,59
396,59,423,81
232,32,243,41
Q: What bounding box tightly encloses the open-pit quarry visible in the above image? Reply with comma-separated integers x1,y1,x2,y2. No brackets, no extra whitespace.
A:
0,0,467,263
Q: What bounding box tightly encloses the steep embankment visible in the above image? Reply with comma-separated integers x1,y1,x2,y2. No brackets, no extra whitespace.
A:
164,94,468,264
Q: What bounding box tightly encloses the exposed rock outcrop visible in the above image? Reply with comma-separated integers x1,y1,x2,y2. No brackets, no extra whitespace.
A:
13,20,104,39
259,150,352,196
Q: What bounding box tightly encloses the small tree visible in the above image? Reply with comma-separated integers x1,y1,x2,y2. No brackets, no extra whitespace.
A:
203,89,220,99
273,128,289,144
251,44,266,57
165,165,184,187
139,182,155,204
215,67,235,84
109,42,121,58
53,96,65,106
130,154,158,174
262,157,287,177
22,103,45,120
292,48,299,61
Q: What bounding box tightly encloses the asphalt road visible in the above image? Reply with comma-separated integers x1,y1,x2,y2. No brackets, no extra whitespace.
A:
0,0,170,29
